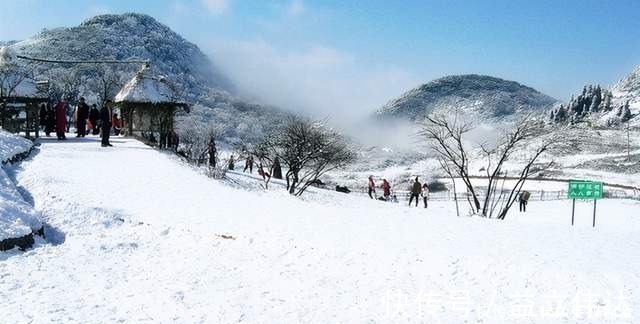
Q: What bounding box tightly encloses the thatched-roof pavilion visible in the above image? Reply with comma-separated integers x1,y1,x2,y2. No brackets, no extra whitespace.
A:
115,64,187,148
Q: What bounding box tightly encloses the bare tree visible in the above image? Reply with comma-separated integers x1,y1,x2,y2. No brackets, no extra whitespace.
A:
422,111,569,219
0,47,36,97
263,117,357,196
177,118,226,166
439,158,460,217
46,68,86,105
89,64,125,106
420,112,481,212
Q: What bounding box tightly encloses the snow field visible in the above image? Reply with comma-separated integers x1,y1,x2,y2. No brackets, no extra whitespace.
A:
0,135,638,323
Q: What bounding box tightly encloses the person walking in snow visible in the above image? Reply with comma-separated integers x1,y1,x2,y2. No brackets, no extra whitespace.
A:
55,100,68,140
519,190,531,212
409,177,422,207
100,100,113,147
367,175,376,199
258,163,271,181
422,183,430,208
381,179,391,200
243,156,254,173
89,104,100,135
75,97,89,138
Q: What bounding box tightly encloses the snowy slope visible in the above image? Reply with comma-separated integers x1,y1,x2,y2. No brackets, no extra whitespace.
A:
612,64,640,113
0,167,41,241
0,129,33,163
376,74,558,122
0,130,41,242
0,135,638,323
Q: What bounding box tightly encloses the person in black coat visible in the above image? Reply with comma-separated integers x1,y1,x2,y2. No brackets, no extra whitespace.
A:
38,104,47,130
76,97,89,137
45,103,55,137
100,100,113,147
89,104,100,135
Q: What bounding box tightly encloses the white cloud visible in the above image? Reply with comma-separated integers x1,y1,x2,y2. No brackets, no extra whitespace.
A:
206,39,418,127
287,0,305,18
201,0,230,15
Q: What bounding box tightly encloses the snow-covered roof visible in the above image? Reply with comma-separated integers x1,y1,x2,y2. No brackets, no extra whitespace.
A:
115,64,184,105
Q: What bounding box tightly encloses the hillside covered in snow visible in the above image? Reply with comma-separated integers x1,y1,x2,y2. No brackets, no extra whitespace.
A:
5,13,291,144
612,65,640,113
375,74,558,123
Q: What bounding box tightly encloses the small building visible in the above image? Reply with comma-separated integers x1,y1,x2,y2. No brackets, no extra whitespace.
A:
0,78,49,138
114,64,188,149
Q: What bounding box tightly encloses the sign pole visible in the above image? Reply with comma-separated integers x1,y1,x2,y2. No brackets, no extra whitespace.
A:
592,199,597,227
571,199,575,226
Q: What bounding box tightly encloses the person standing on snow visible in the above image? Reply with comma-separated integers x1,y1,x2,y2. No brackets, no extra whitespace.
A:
367,176,376,199
89,104,100,135
100,100,113,147
76,97,89,138
112,113,122,136
519,190,531,212
272,157,283,179
228,154,235,170
45,103,56,137
38,103,47,131
55,100,67,140
409,177,422,207
243,156,254,173
422,183,430,208
381,179,391,200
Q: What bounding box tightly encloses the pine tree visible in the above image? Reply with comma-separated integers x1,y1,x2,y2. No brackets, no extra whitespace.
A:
602,90,613,111
621,101,632,122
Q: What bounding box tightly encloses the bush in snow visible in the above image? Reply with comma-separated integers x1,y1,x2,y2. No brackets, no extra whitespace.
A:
259,117,357,196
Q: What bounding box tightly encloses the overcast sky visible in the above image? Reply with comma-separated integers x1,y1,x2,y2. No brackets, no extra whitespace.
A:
1,0,639,120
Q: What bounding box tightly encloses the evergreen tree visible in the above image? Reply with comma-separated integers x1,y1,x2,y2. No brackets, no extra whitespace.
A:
621,101,632,122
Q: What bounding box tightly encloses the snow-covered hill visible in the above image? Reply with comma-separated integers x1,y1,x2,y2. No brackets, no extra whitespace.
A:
612,64,640,113
5,13,291,144
375,74,558,122
10,13,230,96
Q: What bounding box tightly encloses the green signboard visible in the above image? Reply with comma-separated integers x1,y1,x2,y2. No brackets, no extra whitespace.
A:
568,180,604,200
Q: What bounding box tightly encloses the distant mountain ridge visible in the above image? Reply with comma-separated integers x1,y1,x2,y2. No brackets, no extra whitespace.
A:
376,74,558,122
9,13,231,97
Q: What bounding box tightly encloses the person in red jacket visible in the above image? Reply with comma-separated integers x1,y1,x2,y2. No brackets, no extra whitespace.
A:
381,179,391,200
367,176,376,199
55,100,67,140
112,113,122,136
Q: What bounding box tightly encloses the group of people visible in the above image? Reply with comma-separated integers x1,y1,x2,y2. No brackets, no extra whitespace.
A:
367,176,430,208
38,98,121,147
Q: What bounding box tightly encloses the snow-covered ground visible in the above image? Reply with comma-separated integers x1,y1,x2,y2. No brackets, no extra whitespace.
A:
1,134,639,323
